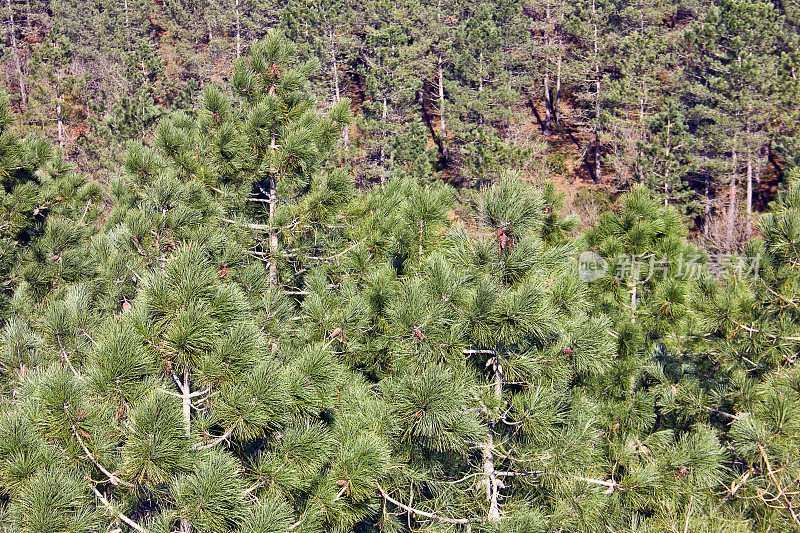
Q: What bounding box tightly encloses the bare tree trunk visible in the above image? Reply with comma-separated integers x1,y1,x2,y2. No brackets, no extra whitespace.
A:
480,359,502,522
745,118,754,238
630,262,639,322
380,94,387,188
704,175,710,240
122,0,132,55
664,118,671,206
543,50,551,136
438,54,448,159
330,29,348,146
235,0,241,58
181,369,191,436
6,0,26,110
592,0,600,183
206,16,213,44
269,135,278,287
594,128,601,183
746,147,753,238
57,96,64,149
728,138,738,249
56,73,64,150
554,42,562,125
478,51,483,93
482,432,500,521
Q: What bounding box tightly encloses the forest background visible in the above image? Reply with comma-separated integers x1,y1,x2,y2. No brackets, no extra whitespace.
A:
4,0,800,250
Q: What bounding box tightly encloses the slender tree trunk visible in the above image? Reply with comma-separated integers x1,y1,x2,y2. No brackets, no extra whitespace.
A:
56,74,64,149
728,138,738,248
704,175,710,240
206,16,213,44
438,54,448,159
6,0,26,110
330,29,348,146
380,94,387,188
478,51,484,93
235,0,241,58
481,359,502,522
638,11,646,131
543,49,552,136
554,42,562,125
57,96,64,149
123,0,132,54
181,369,191,436
631,282,636,321
745,118,753,238
269,135,278,287
269,174,278,286
594,128,601,183
543,1,552,134
746,147,753,238
664,118,671,206
482,432,500,521
592,0,600,183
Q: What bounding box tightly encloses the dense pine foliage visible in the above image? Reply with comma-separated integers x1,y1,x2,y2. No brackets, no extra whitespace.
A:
2,15,800,533
4,0,800,245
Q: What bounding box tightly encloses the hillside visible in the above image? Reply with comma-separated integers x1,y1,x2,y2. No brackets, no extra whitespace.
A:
4,0,799,246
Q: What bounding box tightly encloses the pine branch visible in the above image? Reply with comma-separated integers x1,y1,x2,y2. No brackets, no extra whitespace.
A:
90,484,145,533
193,426,235,450
55,330,79,376
217,216,273,231
760,445,800,525
73,424,134,488
376,482,476,525
683,495,693,533
730,318,800,343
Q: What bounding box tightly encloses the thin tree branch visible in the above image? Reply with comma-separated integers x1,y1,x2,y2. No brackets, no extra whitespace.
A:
73,425,134,488
376,482,474,525
90,484,145,533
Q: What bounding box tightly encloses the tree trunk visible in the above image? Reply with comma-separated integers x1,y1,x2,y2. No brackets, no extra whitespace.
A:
543,49,552,136
554,42,562,125
57,97,64,149
478,51,484,93
594,128,601,184
728,140,738,249
269,134,279,287
6,0,26,110
704,175,710,240
56,74,64,150
745,118,753,238
269,178,278,286
438,55,448,159
481,358,503,522
330,29,348,146
181,370,191,437
630,261,639,322
123,0,132,54
746,146,753,238
235,0,241,58
482,432,500,521
664,118,671,206
592,0,600,183
380,94,387,189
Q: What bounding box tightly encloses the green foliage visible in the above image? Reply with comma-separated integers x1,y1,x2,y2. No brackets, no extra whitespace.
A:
4,24,800,533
